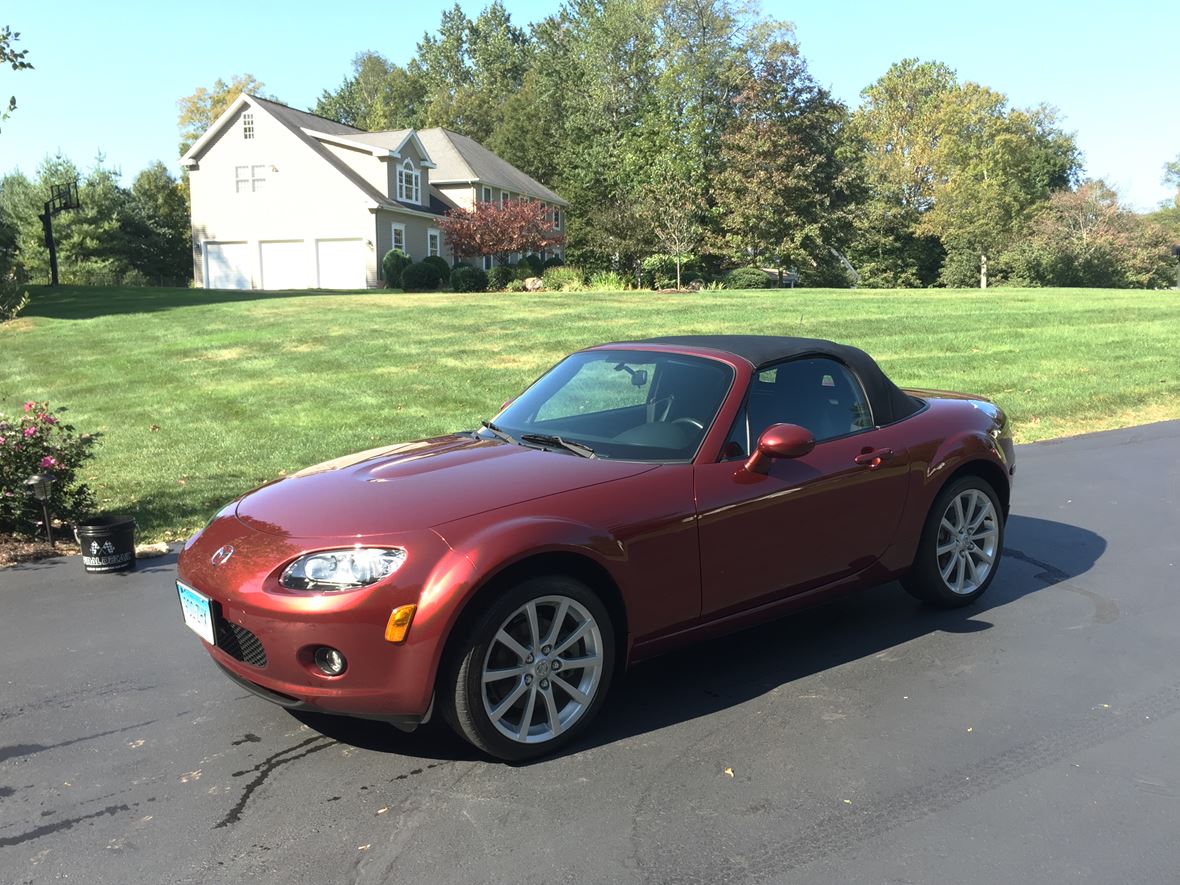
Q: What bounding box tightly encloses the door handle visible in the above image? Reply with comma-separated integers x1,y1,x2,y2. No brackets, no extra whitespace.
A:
853,447,894,469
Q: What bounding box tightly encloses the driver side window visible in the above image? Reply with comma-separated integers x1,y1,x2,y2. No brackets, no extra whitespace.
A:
747,358,873,444
535,359,654,421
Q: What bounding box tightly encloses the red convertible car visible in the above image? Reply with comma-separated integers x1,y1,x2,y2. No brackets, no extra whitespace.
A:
176,336,1013,760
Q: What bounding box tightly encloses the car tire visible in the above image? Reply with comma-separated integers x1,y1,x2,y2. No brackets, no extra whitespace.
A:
441,575,615,761
903,475,1005,608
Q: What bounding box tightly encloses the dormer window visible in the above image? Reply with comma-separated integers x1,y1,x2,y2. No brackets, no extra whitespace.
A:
242,113,255,140
397,159,421,204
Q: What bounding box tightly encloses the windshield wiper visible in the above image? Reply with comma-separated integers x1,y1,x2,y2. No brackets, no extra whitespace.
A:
520,433,597,459
480,420,518,445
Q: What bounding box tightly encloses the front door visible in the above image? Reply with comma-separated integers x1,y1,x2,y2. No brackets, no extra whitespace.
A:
696,357,911,617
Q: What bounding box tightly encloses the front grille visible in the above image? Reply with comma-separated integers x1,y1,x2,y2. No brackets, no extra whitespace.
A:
215,617,267,668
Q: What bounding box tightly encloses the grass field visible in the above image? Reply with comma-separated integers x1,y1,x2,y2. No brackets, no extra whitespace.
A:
3,285,1178,541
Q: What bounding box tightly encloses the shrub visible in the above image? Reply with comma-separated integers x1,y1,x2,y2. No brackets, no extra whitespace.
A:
450,265,488,293
399,261,441,292
1,401,100,536
542,266,585,291
641,253,701,289
381,249,411,289
506,279,526,292
519,254,545,276
542,255,565,269
486,265,514,291
1,280,30,323
513,262,535,282
587,271,629,291
421,255,451,286
723,267,771,289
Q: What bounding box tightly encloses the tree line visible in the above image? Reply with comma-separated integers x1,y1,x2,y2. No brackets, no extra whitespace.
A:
2,4,1178,291
309,0,1178,289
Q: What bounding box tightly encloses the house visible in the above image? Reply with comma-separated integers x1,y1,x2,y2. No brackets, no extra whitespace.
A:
181,94,568,289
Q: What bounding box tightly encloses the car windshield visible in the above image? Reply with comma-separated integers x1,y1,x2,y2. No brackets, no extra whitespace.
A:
482,350,734,463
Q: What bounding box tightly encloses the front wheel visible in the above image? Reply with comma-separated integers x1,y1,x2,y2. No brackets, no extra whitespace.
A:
903,476,1004,607
441,576,615,761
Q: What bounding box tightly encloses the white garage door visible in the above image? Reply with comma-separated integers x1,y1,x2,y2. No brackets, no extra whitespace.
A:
205,242,252,290
260,240,309,290
315,238,367,289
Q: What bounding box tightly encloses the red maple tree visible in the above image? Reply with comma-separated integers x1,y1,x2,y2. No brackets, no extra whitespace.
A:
438,199,564,266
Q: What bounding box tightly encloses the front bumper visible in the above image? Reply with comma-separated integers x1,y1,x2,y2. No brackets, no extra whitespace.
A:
177,515,471,721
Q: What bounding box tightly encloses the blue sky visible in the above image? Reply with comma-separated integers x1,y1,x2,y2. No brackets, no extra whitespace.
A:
2,0,1177,209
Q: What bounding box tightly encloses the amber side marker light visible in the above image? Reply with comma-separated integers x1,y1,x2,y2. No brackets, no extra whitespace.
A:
384,604,418,643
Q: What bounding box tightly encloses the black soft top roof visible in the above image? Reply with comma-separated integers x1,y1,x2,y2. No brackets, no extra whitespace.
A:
609,335,920,425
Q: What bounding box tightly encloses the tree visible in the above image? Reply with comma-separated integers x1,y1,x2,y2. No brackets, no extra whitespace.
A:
177,74,268,156
314,52,425,131
438,199,563,265
1164,153,1180,208
412,2,530,145
1,25,33,133
711,41,861,285
639,158,703,289
126,162,191,285
1001,180,1175,288
920,89,1077,287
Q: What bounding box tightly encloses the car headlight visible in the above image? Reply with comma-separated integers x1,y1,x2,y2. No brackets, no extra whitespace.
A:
280,548,407,591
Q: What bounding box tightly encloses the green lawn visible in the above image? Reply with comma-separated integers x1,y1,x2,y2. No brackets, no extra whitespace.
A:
3,285,1178,542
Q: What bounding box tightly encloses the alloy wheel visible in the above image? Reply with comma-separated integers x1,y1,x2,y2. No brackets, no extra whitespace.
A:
935,488,999,595
480,595,605,744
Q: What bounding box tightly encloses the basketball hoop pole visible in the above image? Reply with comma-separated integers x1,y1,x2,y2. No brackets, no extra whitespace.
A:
39,208,60,286
40,180,79,287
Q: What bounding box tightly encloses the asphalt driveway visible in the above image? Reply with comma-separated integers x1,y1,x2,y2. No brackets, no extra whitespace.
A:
1,421,1178,884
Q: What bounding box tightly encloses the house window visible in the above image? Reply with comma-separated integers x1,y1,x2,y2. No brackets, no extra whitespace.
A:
391,223,407,256
396,160,420,204
553,208,562,230
242,113,254,140
500,192,509,208
482,255,492,271
235,164,266,193
427,229,441,257
481,185,493,203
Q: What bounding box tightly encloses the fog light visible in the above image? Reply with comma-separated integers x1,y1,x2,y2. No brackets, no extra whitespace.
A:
384,604,417,643
314,646,347,676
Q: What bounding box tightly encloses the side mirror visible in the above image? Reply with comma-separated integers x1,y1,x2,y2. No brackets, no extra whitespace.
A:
500,397,514,411
744,423,815,475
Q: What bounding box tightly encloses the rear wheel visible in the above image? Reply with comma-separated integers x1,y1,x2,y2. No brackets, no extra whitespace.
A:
441,576,615,761
903,476,1004,607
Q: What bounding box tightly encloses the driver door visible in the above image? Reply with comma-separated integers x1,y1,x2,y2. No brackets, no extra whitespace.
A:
695,357,910,617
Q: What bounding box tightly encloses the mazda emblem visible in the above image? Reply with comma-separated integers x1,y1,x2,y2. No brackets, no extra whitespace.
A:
211,545,235,566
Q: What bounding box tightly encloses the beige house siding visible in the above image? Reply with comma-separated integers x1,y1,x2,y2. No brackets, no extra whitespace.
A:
375,210,445,280
189,104,379,288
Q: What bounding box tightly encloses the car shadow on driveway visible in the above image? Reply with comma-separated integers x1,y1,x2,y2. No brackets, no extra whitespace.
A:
293,513,1106,763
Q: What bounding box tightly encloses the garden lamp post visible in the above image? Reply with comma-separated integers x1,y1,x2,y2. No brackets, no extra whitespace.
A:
25,473,56,546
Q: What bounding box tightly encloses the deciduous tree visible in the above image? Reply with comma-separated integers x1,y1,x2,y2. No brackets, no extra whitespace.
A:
1,25,33,133
438,199,563,265
711,41,860,285
177,74,269,156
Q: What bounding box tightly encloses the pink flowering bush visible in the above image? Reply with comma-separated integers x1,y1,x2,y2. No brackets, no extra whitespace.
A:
0,401,99,535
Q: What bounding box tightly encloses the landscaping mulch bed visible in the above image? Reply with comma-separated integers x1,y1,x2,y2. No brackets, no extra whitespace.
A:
0,534,81,567
0,534,171,568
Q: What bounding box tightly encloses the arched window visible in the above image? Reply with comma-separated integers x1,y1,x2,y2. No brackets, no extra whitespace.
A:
397,159,420,204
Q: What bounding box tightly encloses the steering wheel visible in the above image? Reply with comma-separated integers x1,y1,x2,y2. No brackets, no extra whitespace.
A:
671,417,705,432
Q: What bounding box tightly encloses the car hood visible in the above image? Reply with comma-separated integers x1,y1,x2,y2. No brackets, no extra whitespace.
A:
235,434,658,538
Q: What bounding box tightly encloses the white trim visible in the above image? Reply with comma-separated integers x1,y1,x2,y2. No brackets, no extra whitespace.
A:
391,130,437,168
181,93,252,162
303,128,393,157
396,158,421,204
427,228,441,258
432,177,569,206
390,222,408,257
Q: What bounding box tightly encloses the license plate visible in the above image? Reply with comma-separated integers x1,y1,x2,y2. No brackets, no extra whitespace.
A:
177,581,216,645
